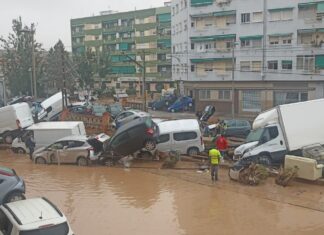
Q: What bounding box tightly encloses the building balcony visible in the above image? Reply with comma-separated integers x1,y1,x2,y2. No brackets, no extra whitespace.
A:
102,26,134,33
297,18,324,30
190,25,236,38
83,28,102,35
71,32,85,37
103,38,135,44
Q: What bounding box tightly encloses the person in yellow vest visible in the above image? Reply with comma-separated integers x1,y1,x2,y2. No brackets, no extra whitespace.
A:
209,148,222,181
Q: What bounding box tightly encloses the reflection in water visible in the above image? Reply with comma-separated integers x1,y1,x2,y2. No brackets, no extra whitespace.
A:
1,151,324,235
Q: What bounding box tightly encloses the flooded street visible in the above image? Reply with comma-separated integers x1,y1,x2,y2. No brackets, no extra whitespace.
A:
1,150,324,235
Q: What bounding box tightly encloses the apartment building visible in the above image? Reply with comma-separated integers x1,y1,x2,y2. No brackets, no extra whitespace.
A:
172,0,324,117
71,5,172,93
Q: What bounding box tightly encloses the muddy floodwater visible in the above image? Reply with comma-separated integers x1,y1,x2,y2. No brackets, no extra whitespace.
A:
1,150,324,235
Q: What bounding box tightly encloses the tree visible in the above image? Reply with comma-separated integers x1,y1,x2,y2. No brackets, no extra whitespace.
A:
44,40,78,95
0,17,44,97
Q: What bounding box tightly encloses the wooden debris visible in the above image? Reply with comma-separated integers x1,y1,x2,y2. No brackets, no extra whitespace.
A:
238,163,269,185
275,166,299,187
161,151,180,169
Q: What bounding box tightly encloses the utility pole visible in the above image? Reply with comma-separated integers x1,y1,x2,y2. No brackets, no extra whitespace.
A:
61,45,67,108
262,0,267,80
142,50,147,112
231,42,236,119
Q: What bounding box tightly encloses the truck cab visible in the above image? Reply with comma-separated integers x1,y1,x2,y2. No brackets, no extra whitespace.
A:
0,197,73,235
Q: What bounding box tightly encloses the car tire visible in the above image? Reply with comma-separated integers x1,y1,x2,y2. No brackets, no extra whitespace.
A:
171,109,175,113
35,157,47,164
77,157,88,166
17,148,26,154
5,191,26,203
187,147,199,157
144,140,156,151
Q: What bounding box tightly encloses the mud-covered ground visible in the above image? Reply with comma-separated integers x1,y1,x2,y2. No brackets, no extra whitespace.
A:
1,149,324,235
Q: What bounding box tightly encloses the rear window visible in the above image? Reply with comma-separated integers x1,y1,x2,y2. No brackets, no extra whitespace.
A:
19,222,69,235
237,120,249,127
67,141,84,148
173,132,198,141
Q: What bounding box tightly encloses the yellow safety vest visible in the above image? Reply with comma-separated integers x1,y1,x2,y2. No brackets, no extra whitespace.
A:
209,149,221,165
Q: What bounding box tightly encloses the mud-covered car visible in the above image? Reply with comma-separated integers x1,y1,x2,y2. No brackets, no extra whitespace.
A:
102,117,159,161
0,166,25,205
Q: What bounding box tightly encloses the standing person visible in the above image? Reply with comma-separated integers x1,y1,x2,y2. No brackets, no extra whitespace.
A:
209,148,221,182
216,134,229,159
25,132,35,160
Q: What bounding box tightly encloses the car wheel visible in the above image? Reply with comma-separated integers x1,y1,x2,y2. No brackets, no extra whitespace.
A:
171,109,175,113
144,140,156,151
77,157,88,166
5,192,25,203
187,147,199,157
4,134,13,144
17,148,26,154
35,157,47,164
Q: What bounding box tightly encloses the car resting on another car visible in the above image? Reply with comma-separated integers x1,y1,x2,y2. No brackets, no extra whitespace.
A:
0,166,25,205
113,109,151,129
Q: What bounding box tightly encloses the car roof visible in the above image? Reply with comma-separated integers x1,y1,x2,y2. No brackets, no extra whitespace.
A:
158,119,200,134
57,135,88,142
27,121,82,130
115,117,152,134
3,198,64,226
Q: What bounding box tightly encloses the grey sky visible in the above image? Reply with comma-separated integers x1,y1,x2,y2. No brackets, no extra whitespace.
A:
1,0,167,51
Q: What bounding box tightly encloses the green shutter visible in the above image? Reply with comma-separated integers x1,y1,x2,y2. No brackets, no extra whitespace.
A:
213,10,236,17
318,2,324,13
157,39,171,48
119,43,129,51
315,55,324,69
268,33,293,37
298,2,318,9
268,7,294,12
191,0,213,7
158,13,171,23
111,55,120,62
191,34,236,42
111,66,136,74
191,58,232,63
240,35,263,40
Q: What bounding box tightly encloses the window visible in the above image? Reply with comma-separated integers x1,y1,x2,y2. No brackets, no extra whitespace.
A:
268,61,278,70
240,61,251,71
282,60,292,70
67,141,84,148
252,61,262,71
204,64,213,72
191,22,195,28
242,90,261,112
274,91,308,106
158,134,170,143
173,132,198,141
269,36,279,45
261,126,279,143
191,43,195,50
297,55,315,71
199,90,211,100
241,13,251,23
241,39,250,47
253,12,263,22
191,64,195,72
237,120,250,127
172,7,175,16
219,90,231,100
269,9,293,21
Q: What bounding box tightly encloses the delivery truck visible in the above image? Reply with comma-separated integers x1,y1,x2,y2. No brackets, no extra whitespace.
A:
230,99,324,177
11,121,86,153
0,103,34,144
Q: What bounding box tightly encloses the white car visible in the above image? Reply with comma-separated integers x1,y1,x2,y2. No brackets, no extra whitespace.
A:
0,197,74,235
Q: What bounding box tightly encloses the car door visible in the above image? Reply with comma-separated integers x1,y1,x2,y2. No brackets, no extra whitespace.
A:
127,125,146,152
156,133,171,152
173,132,198,154
65,140,85,163
47,141,66,163
110,131,130,155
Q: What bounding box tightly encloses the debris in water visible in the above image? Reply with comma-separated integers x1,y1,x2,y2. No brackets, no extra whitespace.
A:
275,166,298,187
238,163,269,185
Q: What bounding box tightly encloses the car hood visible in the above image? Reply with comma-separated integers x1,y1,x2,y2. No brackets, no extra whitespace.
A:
34,147,46,154
234,141,258,155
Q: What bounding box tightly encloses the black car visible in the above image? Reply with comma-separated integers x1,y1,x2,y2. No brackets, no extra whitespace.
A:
223,119,251,138
105,117,159,157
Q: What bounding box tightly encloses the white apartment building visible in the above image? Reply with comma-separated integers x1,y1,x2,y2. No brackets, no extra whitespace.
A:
171,0,324,117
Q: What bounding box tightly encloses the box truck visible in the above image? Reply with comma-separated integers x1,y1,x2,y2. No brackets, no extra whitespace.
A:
0,103,34,144
231,99,324,175
11,121,86,153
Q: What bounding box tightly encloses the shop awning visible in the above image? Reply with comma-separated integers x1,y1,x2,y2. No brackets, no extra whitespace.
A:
318,2,324,13
191,0,213,7
282,60,292,65
191,34,236,42
268,7,294,12
191,58,232,63
315,55,324,69
213,10,236,17
298,2,318,8
298,29,316,34
239,35,263,40
268,33,293,37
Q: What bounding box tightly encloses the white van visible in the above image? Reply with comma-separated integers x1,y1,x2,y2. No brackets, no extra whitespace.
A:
33,92,66,121
0,103,34,144
0,197,74,235
157,119,204,156
11,121,86,153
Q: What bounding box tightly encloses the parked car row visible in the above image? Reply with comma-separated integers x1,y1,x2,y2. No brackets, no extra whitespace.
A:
149,95,194,113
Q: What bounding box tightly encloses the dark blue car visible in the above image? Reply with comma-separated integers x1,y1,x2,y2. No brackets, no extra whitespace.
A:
167,96,193,112
151,95,177,111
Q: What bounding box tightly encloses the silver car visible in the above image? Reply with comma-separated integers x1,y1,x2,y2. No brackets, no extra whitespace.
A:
114,109,151,129
32,134,110,166
0,166,25,205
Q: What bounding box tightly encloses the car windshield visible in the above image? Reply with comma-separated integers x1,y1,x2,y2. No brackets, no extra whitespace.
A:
19,222,69,235
246,128,264,143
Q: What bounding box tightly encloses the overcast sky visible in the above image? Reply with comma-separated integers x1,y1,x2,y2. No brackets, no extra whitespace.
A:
1,0,167,51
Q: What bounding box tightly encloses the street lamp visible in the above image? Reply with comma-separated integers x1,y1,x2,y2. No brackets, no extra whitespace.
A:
121,51,147,112
19,29,37,99
231,41,239,119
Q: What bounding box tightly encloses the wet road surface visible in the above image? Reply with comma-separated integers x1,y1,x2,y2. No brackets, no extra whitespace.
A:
1,150,324,235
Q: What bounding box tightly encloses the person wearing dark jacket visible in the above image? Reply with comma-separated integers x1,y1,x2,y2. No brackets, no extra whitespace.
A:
25,133,35,160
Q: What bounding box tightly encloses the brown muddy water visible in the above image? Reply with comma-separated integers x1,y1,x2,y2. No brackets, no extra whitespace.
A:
1,150,324,235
